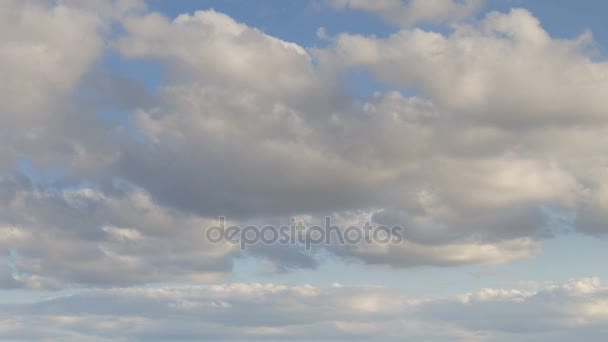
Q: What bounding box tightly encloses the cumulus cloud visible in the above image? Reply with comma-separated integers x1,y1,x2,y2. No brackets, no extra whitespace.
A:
107,8,570,269
1,0,608,288
328,0,484,27
0,0,136,175
0,277,606,341
0,175,237,288
316,9,608,127
312,9,608,244
2,3,608,339
0,0,102,121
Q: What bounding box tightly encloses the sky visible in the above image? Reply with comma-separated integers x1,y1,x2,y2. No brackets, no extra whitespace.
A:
1,0,608,340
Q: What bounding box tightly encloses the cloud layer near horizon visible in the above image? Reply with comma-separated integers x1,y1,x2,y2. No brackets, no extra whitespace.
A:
1,277,607,341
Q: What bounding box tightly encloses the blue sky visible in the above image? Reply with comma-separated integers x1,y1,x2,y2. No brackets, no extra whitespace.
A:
1,0,608,340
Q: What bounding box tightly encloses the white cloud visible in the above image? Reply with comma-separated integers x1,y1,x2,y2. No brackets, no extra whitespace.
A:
328,0,484,27
107,9,567,269
0,178,237,288
0,0,103,120
316,9,608,127
0,0,130,174
0,277,607,340
1,6,608,340
117,10,318,97
1,1,608,286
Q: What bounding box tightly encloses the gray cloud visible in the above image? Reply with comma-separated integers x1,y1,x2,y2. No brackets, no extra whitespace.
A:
0,176,237,288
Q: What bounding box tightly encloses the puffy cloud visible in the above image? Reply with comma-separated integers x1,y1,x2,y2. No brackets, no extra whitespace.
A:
0,175,237,288
316,9,608,128
312,9,608,240
0,277,607,340
58,0,147,20
116,10,323,98
113,10,385,218
0,0,132,174
0,0,103,122
328,0,484,27
107,7,608,271
2,0,608,285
